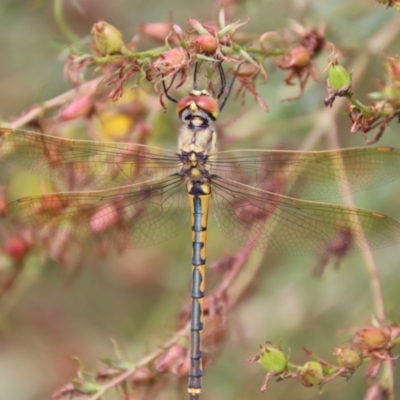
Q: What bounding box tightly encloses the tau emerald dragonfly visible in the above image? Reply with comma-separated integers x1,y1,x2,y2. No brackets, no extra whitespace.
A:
1,63,400,399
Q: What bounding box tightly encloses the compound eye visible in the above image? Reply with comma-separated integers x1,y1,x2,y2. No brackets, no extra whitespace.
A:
177,95,196,114
194,96,219,116
176,93,220,120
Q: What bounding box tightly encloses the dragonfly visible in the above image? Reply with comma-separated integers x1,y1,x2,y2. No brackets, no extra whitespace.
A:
1,63,400,399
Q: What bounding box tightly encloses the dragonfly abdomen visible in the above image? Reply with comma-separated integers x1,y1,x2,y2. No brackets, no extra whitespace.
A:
187,182,211,399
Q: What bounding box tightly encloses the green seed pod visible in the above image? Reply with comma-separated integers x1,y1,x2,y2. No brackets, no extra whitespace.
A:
300,361,324,387
258,344,288,373
334,346,362,369
92,21,125,55
328,60,352,91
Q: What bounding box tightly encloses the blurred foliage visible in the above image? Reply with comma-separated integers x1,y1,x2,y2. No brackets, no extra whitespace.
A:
1,1,400,400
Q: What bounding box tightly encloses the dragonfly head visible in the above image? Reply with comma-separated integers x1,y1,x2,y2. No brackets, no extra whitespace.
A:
177,90,220,129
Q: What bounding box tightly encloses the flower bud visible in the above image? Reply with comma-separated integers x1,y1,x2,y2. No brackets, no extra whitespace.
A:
277,46,312,71
154,344,186,374
3,237,31,260
383,56,400,107
190,35,218,54
300,361,324,387
89,204,120,233
385,56,400,80
334,346,361,369
139,23,169,40
72,380,99,395
59,95,93,121
235,62,259,77
289,46,311,68
130,367,153,384
0,196,7,217
92,21,125,55
383,86,400,107
173,24,184,37
328,59,352,91
356,328,390,350
258,344,288,373
138,23,178,44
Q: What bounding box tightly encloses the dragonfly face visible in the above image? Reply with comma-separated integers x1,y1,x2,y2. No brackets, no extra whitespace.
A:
1,67,400,399
177,90,219,155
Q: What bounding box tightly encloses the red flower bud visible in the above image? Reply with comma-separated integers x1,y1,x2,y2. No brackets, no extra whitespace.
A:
4,237,31,260
190,35,218,54
356,328,390,350
154,344,186,374
59,95,93,121
279,46,311,70
138,23,177,44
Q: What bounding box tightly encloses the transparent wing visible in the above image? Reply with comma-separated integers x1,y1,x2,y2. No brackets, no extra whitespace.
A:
0,128,181,191
1,176,189,250
210,176,400,255
209,147,400,200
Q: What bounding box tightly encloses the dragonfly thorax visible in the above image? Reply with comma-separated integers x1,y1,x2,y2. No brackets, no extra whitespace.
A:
179,124,217,156
178,149,213,190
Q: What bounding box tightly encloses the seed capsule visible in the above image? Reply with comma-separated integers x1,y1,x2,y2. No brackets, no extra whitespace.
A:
258,344,288,373
328,59,352,91
92,21,125,55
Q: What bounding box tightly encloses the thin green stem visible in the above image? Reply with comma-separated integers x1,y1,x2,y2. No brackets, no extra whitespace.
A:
346,94,369,112
53,0,80,44
91,47,167,64
228,43,285,57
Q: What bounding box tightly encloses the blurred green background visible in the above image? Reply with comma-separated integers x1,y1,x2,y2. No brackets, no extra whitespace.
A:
1,0,400,399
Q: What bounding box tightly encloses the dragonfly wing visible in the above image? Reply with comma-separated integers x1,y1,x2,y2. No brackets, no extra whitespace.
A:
1,176,188,252
210,176,400,255
209,147,400,200
0,128,180,191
